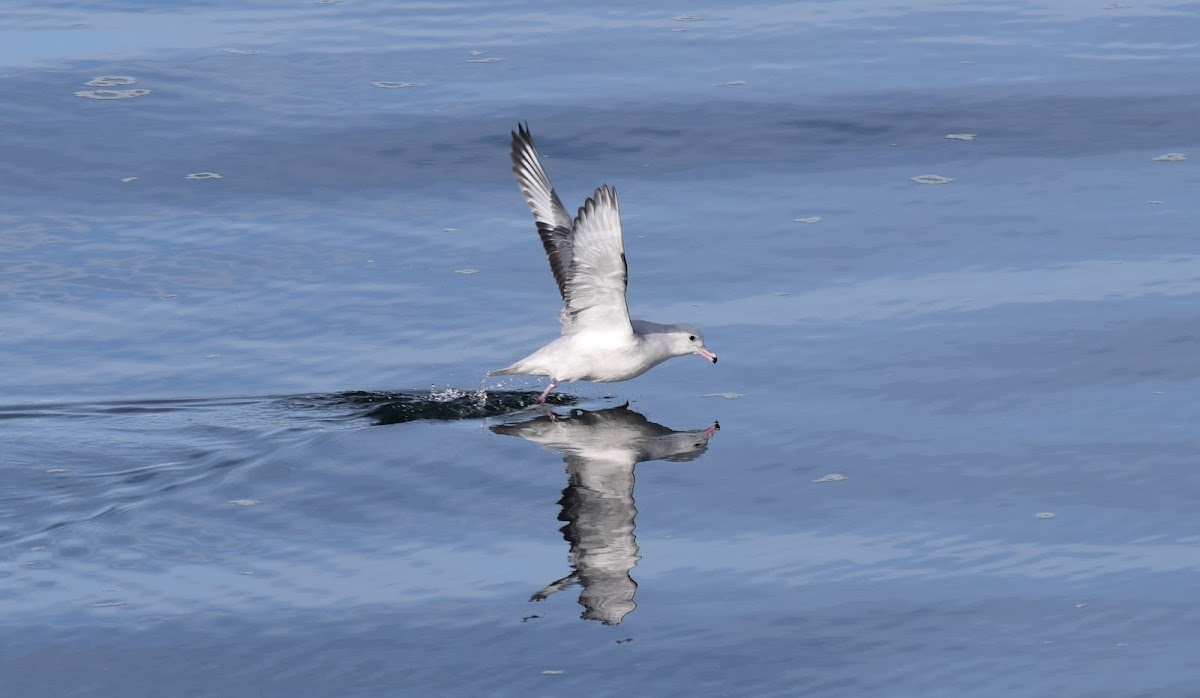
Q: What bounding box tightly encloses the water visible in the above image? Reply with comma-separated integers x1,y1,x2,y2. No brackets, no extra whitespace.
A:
3,1,1200,695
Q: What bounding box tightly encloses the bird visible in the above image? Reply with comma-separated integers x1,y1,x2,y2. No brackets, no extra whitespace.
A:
490,123,717,402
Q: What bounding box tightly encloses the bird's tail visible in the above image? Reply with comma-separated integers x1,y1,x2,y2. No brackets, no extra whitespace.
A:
488,365,521,376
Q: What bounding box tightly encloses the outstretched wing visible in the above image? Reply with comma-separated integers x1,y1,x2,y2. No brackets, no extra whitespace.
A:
511,123,573,304
562,185,633,336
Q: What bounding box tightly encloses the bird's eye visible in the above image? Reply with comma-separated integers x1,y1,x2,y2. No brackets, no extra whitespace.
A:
688,335,696,341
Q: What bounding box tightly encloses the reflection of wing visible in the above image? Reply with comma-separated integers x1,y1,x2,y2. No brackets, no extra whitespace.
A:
560,453,639,625
490,404,719,625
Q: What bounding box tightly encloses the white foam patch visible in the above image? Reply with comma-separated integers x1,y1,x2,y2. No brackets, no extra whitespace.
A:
945,133,976,141
1152,152,1186,161
455,268,480,275
222,49,262,55
121,177,138,183
911,174,955,184
85,76,136,87
701,392,741,400
1034,512,1056,519
718,80,747,86
468,57,503,63
75,89,150,100
812,473,847,483
230,499,260,507
186,172,223,180
371,81,425,89
794,216,822,223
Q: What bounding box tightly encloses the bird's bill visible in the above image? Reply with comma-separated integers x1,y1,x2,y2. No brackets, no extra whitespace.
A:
697,347,718,364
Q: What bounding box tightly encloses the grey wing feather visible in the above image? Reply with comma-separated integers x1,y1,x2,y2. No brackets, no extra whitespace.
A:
562,185,633,335
511,123,573,303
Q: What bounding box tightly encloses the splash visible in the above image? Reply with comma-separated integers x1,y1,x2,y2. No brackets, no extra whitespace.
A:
285,389,575,426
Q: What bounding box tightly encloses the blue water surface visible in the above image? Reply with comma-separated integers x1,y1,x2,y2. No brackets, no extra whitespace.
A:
3,1,1200,696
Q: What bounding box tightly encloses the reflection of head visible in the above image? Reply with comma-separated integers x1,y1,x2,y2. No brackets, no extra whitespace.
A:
492,404,718,625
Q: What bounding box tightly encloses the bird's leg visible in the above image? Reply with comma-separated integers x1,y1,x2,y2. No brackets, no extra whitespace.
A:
535,379,560,404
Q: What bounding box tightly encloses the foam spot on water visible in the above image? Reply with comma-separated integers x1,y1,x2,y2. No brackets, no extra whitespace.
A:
467,50,486,56
186,172,223,180
229,499,260,507
468,57,504,63
371,81,425,89
812,473,847,483
1148,200,1166,204
945,133,976,141
911,174,955,184
1034,512,1055,519
121,176,138,183
701,392,741,400
542,670,565,676
455,268,480,275
222,49,262,55
1152,152,1186,162
86,76,136,87
794,216,822,223
674,15,703,21
442,227,459,232
718,80,747,86
75,89,150,100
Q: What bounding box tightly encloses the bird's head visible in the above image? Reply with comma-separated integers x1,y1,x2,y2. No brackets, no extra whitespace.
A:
671,324,717,364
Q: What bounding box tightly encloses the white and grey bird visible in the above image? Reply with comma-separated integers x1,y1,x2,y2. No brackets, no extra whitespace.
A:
491,123,718,402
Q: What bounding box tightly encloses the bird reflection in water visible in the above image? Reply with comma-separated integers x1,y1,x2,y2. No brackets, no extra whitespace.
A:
491,404,719,625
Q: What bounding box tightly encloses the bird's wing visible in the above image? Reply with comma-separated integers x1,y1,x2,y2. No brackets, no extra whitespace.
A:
511,123,574,305
562,185,633,336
